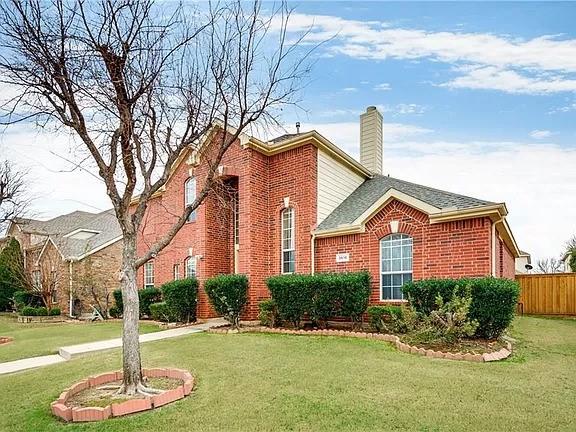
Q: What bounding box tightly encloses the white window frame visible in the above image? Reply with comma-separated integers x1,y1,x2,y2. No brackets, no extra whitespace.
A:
281,207,295,274
32,270,42,289
380,234,413,301
173,263,180,280
185,177,197,222
144,261,155,288
185,256,196,278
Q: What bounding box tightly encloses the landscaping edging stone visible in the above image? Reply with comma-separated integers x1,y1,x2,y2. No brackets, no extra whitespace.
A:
18,315,64,323
51,368,195,422
207,326,513,363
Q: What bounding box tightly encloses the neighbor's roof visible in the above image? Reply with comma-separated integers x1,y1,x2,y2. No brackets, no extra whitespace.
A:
15,209,121,260
317,175,495,231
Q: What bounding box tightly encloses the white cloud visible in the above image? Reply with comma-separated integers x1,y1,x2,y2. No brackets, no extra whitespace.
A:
373,83,391,91
442,66,576,94
529,129,553,139
342,87,357,92
0,126,111,220
276,13,576,94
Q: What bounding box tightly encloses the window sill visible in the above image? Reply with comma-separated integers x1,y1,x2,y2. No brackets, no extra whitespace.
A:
378,299,408,304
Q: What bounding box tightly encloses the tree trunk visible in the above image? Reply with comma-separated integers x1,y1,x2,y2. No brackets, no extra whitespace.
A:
120,234,143,395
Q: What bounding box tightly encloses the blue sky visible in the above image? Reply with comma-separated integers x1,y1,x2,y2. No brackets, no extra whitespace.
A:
1,1,575,263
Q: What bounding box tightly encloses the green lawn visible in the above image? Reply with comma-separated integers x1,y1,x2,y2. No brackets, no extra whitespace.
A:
0,313,161,362
0,316,575,431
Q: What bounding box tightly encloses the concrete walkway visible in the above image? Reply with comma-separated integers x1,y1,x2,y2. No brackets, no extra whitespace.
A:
0,319,226,376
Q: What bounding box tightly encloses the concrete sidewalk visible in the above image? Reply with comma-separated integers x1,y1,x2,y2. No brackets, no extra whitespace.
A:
0,318,226,376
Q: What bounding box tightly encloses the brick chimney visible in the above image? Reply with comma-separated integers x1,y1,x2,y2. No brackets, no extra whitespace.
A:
359,106,383,174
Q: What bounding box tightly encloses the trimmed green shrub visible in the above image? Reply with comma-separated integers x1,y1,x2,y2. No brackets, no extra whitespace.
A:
161,278,198,323
367,305,402,333
36,306,48,316
338,271,371,328
426,288,478,343
150,302,178,322
267,272,371,329
403,277,520,339
108,306,121,318
20,306,37,316
267,274,313,328
204,274,248,328
258,299,279,327
49,307,61,316
139,287,161,318
113,289,123,313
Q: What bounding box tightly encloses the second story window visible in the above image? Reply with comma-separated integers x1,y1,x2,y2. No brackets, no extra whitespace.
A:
185,256,196,278
144,261,154,288
281,207,295,274
185,177,197,222
32,270,42,289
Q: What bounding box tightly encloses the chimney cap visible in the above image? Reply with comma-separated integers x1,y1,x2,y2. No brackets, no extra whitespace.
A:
366,106,377,112
296,121,301,133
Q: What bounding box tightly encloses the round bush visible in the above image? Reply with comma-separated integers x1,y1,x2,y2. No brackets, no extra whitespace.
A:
403,277,520,339
161,278,198,323
36,306,48,316
49,307,61,316
20,306,37,316
205,274,248,328
150,302,178,322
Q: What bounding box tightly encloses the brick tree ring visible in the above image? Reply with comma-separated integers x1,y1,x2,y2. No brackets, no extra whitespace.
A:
51,368,195,422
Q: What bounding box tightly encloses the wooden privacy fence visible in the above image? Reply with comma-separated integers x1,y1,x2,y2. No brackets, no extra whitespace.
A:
516,273,576,315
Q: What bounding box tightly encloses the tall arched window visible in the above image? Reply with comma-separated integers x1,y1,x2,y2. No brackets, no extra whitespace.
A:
185,256,196,278
380,234,413,300
281,207,295,274
185,177,197,222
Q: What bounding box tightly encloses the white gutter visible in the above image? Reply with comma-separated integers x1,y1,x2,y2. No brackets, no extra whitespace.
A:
310,232,316,275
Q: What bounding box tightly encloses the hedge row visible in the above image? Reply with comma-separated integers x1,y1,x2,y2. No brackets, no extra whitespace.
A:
20,306,60,316
266,272,371,328
402,277,520,339
112,279,198,323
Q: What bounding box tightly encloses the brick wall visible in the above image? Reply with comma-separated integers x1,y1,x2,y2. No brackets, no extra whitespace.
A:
134,135,318,320
497,237,516,279
314,200,493,306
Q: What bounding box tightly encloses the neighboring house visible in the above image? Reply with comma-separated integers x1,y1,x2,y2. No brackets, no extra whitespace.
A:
515,250,533,274
7,209,122,316
135,106,521,320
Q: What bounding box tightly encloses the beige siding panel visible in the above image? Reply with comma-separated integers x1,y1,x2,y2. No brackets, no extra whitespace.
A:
317,149,364,224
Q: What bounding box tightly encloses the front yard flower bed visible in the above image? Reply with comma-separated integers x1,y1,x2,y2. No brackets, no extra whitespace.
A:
51,368,195,422
208,325,513,362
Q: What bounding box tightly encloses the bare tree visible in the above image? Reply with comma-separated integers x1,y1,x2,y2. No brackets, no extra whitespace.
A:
536,258,563,274
0,0,312,395
0,160,28,231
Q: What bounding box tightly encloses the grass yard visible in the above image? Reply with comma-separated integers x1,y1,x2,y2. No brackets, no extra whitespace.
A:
0,313,161,362
0,315,575,431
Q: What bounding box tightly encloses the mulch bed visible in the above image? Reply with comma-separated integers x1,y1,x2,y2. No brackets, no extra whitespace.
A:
66,377,183,408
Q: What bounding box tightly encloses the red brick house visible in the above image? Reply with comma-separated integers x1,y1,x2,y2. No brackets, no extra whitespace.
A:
135,106,520,320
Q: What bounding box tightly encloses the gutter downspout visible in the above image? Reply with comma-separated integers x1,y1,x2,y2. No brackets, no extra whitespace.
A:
310,232,316,275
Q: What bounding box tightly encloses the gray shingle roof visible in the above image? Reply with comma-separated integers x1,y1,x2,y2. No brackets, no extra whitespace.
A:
317,175,495,231
17,209,122,260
